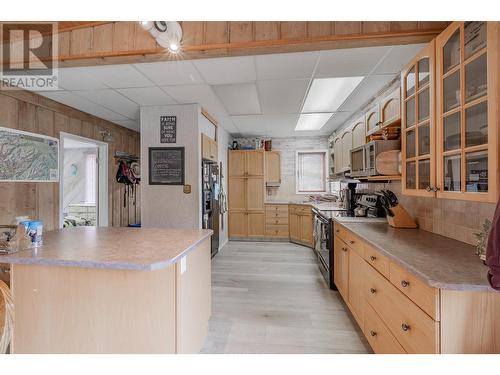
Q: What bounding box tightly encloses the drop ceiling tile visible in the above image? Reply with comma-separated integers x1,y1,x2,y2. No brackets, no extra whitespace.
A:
90,65,155,88
74,89,140,119
116,87,177,106
162,84,228,119
193,56,256,85
57,68,108,90
217,116,240,134
257,79,309,115
213,83,261,116
231,114,298,137
255,51,319,80
315,46,392,78
338,75,395,112
371,44,428,75
133,60,204,86
322,111,354,133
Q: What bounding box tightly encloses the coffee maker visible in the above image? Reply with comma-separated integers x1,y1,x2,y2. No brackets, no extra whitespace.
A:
341,182,357,216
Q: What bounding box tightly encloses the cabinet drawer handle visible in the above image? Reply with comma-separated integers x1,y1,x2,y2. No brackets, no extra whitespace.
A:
401,323,410,332
275,220,279,224
369,255,376,261
401,280,410,288
370,288,376,294
370,330,377,337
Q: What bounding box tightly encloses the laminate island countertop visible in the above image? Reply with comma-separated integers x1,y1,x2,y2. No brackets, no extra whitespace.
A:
0,226,213,271
335,220,493,292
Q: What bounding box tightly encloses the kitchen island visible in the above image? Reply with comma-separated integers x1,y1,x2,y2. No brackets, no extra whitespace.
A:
1,227,213,354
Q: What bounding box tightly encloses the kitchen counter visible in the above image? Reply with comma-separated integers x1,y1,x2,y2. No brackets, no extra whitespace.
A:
0,226,212,271
265,200,345,211
5,226,212,354
334,220,492,292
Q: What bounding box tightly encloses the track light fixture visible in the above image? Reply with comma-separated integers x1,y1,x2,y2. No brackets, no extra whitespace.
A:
140,21,183,54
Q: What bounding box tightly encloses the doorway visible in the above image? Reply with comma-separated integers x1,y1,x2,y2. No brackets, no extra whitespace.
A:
59,133,108,228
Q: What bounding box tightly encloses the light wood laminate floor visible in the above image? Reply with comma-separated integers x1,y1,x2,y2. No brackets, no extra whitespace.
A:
201,241,371,354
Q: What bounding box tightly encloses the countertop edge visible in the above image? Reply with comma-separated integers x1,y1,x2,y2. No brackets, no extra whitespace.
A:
2,229,213,271
333,219,495,293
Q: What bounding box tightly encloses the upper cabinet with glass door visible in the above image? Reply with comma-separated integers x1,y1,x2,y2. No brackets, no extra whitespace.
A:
401,41,436,197
436,21,499,202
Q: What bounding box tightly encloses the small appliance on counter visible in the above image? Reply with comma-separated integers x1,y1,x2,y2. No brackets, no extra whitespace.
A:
355,194,387,218
340,182,357,216
377,189,417,228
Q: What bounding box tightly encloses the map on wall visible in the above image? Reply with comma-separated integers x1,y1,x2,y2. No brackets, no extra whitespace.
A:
0,126,59,182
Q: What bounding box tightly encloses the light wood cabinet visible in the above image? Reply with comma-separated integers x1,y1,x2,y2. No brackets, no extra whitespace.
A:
348,248,366,328
340,131,352,171
435,21,499,202
351,116,366,149
265,204,289,239
380,88,401,126
401,41,436,197
201,133,218,162
333,136,342,173
228,150,265,238
247,212,265,237
366,87,401,136
401,22,499,203
366,104,381,135
333,237,349,300
333,221,500,354
265,151,281,184
289,205,313,247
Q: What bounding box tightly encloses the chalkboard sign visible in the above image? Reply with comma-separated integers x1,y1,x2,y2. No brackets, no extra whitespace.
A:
160,116,177,143
149,147,185,185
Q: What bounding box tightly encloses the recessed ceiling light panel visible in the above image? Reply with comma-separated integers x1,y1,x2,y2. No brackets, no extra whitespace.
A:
302,76,364,113
295,113,333,131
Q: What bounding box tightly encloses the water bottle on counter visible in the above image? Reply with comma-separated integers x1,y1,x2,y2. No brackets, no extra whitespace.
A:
19,220,43,247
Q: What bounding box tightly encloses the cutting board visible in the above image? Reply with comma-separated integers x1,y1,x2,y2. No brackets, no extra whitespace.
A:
376,150,401,175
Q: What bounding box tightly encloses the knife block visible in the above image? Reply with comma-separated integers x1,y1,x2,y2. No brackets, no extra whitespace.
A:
386,204,418,229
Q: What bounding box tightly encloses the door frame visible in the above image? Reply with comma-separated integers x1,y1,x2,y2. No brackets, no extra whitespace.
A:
59,132,109,228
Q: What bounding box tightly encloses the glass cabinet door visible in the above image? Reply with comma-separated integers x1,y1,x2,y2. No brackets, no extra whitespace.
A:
401,41,435,196
437,21,495,202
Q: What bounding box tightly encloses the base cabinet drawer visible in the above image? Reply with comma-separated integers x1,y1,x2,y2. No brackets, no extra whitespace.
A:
364,262,439,353
364,243,390,279
334,223,364,256
389,261,440,320
265,216,289,225
364,304,406,354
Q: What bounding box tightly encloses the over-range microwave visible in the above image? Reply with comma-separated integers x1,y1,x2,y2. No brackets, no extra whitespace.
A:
350,140,400,178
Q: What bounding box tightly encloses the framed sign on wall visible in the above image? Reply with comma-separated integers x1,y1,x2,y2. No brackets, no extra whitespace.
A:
160,116,177,143
148,147,185,185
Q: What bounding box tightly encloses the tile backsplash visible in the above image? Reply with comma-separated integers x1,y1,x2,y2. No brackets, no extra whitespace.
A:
388,181,495,246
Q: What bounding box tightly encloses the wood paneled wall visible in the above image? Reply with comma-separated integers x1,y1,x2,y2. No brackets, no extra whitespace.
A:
55,21,450,67
0,88,140,231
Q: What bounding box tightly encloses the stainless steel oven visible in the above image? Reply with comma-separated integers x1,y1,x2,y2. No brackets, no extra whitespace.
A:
313,208,336,290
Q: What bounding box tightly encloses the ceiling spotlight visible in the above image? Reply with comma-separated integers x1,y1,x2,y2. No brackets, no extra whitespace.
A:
140,21,183,54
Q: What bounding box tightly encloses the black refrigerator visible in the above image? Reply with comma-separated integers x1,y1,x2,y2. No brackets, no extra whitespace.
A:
202,161,220,258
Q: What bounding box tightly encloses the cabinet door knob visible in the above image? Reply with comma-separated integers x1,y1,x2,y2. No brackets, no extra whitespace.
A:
425,186,432,192
370,330,377,337
342,247,348,252
401,280,410,288
432,186,440,192
370,256,376,261
335,229,340,233
401,323,410,332
370,288,376,294
349,240,355,245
